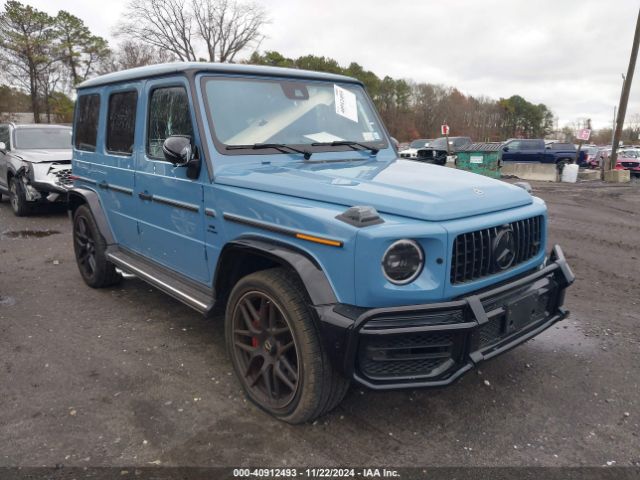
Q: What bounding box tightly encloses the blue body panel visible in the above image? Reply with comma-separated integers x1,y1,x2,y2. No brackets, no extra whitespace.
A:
73,63,550,309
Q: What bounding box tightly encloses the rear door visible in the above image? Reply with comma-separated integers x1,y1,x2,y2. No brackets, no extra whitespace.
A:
73,87,140,251
134,77,209,284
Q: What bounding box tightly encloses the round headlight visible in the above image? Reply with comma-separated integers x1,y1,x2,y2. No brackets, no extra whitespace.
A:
381,239,424,285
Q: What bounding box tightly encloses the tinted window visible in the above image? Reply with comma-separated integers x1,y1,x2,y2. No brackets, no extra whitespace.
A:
520,140,540,150
15,127,71,149
507,140,521,150
0,126,9,148
147,86,193,159
549,143,575,150
75,94,100,152
107,91,138,155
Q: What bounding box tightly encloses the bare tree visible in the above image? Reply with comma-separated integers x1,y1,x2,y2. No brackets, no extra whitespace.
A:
117,0,267,63
102,39,177,72
118,0,197,61
192,0,267,62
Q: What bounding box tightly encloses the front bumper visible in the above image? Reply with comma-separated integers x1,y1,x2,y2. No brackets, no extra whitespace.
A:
315,245,574,390
25,162,72,199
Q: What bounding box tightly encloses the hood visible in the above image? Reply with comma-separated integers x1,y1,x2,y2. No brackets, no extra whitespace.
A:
12,148,72,163
216,158,533,222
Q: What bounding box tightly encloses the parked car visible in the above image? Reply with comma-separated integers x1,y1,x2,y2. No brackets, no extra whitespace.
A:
583,145,600,169
68,63,573,423
501,139,586,166
415,136,472,165
616,149,640,175
0,123,72,216
399,138,433,158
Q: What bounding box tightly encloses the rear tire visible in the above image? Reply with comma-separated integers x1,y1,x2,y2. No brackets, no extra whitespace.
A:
9,177,30,217
72,204,121,288
225,268,350,424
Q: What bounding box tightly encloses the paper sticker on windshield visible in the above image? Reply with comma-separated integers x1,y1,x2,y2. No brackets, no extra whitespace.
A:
334,85,358,123
305,132,344,143
362,132,380,141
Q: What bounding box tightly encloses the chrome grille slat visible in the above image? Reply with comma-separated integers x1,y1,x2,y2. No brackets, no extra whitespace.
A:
450,216,543,284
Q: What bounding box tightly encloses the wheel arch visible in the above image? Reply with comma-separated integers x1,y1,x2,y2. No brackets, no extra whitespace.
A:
213,237,338,309
67,187,115,244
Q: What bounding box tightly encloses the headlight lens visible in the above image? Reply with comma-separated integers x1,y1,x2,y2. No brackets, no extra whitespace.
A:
381,239,424,285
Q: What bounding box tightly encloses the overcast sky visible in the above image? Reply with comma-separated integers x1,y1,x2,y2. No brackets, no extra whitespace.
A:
23,0,640,130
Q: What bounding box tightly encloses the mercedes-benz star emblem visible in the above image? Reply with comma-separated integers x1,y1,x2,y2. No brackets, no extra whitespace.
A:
493,226,516,270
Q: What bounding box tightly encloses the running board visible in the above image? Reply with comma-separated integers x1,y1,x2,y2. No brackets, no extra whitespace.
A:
106,247,215,315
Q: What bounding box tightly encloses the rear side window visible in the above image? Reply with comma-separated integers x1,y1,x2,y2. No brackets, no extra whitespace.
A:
550,143,575,150
107,91,138,155
147,86,193,159
75,94,100,152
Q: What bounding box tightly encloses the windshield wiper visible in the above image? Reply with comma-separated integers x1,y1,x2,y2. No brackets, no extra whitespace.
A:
311,140,379,155
226,143,311,160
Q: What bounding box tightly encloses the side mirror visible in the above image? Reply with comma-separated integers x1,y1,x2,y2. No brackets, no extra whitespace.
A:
502,146,509,152
545,145,551,150
0,141,6,151
162,135,192,166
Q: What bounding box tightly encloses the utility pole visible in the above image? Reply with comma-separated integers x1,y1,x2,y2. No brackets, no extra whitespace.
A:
609,7,640,174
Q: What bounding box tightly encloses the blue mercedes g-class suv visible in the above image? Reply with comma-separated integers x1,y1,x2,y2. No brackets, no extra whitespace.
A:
68,63,574,423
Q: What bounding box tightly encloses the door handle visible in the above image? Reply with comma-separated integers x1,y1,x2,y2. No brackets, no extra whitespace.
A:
138,192,153,201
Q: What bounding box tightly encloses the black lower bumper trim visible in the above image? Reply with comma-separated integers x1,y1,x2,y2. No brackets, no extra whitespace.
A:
315,244,574,390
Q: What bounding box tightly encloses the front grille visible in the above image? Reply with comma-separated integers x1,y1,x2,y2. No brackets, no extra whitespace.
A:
451,216,543,284
621,162,639,168
358,331,455,379
52,168,72,187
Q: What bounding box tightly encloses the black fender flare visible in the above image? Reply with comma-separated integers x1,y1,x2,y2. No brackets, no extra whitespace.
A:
67,187,115,245
214,236,338,307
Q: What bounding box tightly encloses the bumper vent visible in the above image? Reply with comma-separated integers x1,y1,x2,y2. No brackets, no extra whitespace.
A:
451,216,543,284
358,331,455,379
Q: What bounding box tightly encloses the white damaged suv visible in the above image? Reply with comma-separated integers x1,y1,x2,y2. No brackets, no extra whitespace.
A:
0,123,73,216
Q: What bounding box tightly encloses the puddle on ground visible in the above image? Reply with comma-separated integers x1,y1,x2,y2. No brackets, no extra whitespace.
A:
527,321,598,353
0,296,16,306
0,229,60,239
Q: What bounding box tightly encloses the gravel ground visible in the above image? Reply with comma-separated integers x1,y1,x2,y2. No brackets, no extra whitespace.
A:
0,180,638,468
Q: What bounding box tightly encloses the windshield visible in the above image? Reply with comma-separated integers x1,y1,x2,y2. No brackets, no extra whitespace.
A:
202,77,386,154
429,138,451,149
15,127,72,149
409,139,429,148
620,150,639,158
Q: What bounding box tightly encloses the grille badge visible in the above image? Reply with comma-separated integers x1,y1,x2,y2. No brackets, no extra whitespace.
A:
493,226,516,270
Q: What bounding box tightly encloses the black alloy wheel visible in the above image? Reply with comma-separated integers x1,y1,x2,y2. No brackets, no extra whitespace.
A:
231,291,300,409
74,214,97,279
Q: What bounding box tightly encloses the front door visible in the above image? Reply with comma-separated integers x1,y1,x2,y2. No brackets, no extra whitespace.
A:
135,78,209,284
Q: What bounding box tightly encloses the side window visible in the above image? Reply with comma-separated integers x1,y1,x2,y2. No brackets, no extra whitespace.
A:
508,140,521,150
75,94,100,152
107,91,138,155
147,86,194,159
0,126,9,148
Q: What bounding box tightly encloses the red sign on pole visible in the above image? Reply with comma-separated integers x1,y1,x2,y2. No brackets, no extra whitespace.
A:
577,128,591,141
441,124,450,136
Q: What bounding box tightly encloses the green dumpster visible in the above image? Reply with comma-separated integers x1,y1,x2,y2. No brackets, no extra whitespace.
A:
455,143,502,178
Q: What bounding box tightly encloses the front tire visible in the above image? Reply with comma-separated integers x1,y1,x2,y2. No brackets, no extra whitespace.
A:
225,268,349,424
72,204,121,288
9,177,30,217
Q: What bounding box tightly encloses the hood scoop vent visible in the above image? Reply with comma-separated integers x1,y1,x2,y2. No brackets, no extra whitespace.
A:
336,206,384,227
